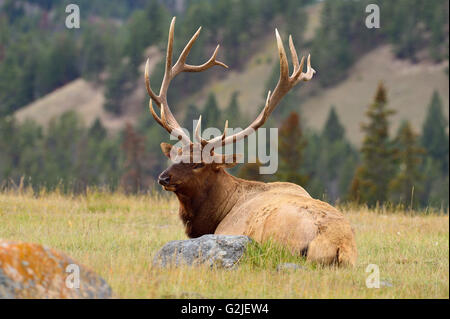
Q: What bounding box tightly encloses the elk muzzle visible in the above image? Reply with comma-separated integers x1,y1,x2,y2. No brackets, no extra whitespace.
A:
158,172,171,186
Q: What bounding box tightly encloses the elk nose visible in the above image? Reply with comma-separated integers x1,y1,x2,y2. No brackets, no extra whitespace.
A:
158,174,171,186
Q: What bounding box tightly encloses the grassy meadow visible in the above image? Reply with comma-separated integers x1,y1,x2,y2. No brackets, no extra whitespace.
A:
0,189,448,299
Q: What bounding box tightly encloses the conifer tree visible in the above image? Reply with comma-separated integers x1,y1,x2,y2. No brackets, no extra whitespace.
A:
103,61,133,115
120,123,146,194
421,90,449,173
183,103,199,134
223,91,242,128
202,93,222,129
323,106,345,142
276,112,308,186
88,118,107,141
389,121,425,208
350,82,397,206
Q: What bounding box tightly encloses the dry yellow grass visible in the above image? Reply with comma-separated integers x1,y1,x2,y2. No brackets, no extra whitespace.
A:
0,190,448,299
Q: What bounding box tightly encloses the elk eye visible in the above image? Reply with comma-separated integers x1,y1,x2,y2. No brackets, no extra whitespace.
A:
192,163,205,169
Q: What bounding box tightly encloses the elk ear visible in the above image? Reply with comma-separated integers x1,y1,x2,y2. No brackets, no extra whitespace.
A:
160,143,173,158
214,153,244,169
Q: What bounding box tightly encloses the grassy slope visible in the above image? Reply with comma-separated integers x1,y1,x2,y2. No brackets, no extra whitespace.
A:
14,78,107,128
0,191,448,298
301,46,449,144
14,47,162,132
13,3,449,144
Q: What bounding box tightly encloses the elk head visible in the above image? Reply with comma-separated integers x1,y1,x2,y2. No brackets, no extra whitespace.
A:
144,17,315,195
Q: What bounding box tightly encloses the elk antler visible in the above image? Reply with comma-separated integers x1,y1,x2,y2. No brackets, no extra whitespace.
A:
195,29,315,149
145,17,228,144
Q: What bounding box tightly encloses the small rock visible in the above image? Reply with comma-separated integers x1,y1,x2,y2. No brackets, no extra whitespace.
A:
276,263,305,272
153,234,253,269
0,239,112,299
380,280,393,287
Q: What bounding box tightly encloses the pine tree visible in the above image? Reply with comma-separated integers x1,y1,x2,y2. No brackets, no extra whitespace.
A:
80,26,110,81
350,82,397,206
124,0,169,73
323,106,345,142
421,90,449,173
120,123,146,194
202,93,222,129
103,61,133,115
389,121,425,208
223,91,242,128
305,111,358,203
311,0,354,87
276,112,308,186
421,157,449,209
43,111,84,191
88,118,107,141
183,103,199,134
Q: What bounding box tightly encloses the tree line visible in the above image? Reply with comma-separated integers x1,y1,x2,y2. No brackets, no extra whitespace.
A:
0,85,448,210
0,0,448,209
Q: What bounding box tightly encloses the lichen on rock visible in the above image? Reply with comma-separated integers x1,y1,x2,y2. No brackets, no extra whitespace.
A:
0,240,112,299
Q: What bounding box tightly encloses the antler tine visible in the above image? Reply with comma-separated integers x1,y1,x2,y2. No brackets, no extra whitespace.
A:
288,35,300,74
172,26,202,73
221,120,228,143
194,115,207,145
289,35,306,82
183,44,229,73
203,90,271,148
201,30,315,149
150,99,192,144
149,99,164,127
145,16,230,145
158,16,176,99
275,29,289,82
298,56,306,74
145,59,161,105
300,54,316,81
146,19,315,151
172,24,228,76
165,17,176,74
195,116,229,147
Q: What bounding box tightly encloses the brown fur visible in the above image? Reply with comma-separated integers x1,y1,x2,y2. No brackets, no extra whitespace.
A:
158,144,357,267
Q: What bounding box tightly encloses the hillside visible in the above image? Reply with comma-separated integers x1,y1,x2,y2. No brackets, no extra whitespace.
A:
301,46,449,144
183,43,448,145
13,3,449,144
15,47,162,132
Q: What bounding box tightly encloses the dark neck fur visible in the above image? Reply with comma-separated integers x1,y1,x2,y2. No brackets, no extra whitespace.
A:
174,169,262,238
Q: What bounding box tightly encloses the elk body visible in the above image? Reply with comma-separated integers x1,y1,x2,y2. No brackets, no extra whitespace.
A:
145,17,357,266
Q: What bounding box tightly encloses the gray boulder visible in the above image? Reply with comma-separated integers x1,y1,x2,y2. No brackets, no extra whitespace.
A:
153,235,253,269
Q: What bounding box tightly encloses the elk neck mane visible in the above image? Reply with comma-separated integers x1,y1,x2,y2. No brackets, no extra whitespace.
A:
173,168,266,238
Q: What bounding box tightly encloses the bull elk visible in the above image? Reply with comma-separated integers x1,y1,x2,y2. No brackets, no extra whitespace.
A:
145,17,357,266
